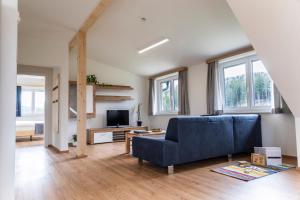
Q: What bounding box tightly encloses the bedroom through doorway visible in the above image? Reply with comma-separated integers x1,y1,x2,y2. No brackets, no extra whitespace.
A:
16,74,45,147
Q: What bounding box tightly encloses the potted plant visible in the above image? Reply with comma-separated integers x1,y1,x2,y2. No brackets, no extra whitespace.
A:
72,134,77,146
136,103,142,126
86,74,97,85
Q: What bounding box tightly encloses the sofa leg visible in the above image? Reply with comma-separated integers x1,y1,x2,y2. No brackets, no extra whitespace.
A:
228,154,232,162
138,158,143,165
168,165,174,175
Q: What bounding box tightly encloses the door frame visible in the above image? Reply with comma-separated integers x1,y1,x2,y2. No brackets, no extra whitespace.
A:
17,65,53,147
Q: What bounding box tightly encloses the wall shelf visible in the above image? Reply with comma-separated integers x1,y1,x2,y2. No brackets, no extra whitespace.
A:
96,84,133,90
69,81,134,103
95,95,133,101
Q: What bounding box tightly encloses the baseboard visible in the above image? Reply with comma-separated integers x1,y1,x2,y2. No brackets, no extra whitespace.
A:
48,144,69,153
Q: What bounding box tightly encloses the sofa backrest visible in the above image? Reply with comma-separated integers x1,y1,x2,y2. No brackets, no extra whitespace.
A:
166,116,234,162
232,114,262,153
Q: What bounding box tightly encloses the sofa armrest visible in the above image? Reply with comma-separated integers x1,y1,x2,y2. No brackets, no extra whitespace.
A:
132,136,179,167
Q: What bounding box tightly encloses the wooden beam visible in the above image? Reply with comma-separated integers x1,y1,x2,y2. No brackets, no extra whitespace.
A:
80,0,112,32
69,34,78,50
206,46,254,64
68,0,112,50
149,67,188,80
76,31,87,157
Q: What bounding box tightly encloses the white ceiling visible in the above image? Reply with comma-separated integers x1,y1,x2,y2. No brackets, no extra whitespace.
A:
19,0,250,76
18,0,100,40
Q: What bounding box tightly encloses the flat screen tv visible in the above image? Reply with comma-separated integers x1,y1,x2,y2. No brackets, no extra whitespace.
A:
107,110,129,127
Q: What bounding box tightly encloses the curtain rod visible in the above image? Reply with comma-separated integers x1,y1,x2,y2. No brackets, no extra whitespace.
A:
149,66,188,80
206,46,254,64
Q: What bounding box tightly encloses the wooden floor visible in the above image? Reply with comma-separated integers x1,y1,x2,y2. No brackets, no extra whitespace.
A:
16,136,44,147
15,142,300,200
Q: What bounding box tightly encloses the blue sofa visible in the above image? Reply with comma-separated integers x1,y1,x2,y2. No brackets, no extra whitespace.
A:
132,115,261,171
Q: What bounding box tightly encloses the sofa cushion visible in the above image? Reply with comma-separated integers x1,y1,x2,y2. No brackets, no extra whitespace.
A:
232,114,262,153
166,116,234,163
132,136,179,167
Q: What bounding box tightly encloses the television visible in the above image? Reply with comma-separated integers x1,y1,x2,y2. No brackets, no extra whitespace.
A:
107,110,129,127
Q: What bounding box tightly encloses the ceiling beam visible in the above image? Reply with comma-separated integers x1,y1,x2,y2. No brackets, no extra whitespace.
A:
206,45,254,64
80,0,112,33
69,0,112,49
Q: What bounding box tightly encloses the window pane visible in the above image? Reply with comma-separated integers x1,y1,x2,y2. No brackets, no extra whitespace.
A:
160,81,171,112
35,91,45,113
21,91,32,115
173,79,178,111
252,60,272,107
224,64,247,108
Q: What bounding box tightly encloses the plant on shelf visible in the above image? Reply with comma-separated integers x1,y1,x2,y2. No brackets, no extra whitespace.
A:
136,103,142,126
86,74,97,84
72,134,77,146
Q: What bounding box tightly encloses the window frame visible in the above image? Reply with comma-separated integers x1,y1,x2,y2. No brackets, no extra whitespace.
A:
20,87,45,117
220,54,274,114
155,73,179,115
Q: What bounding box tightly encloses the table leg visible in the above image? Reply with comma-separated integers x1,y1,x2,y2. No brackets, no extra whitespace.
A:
125,133,130,154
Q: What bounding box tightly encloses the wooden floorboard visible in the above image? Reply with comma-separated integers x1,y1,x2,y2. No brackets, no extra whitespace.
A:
15,142,300,200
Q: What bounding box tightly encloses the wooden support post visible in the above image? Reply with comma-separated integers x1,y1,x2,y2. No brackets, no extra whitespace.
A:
68,0,112,158
76,31,87,157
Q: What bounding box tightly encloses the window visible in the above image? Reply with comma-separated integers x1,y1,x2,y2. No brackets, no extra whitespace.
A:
21,87,45,116
156,74,179,114
220,54,273,113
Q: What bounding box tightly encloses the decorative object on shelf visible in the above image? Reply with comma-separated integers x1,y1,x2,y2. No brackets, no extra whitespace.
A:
136,103,142,126
87,74,97,84
72,134,77,146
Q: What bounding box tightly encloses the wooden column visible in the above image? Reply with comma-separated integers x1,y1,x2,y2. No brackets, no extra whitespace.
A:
76,31,87,157
68,0,112,158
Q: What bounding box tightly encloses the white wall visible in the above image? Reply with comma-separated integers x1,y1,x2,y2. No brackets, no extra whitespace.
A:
149,62,208,129
226,0,300,165
0,0,18,199
261,114,296,157
149,62,297,156
18,35,70,151
68,58,149,141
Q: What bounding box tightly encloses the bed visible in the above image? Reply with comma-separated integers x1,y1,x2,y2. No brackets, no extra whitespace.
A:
16,121,44,140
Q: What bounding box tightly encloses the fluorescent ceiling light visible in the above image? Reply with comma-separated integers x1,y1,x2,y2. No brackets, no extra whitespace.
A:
138,38,170,54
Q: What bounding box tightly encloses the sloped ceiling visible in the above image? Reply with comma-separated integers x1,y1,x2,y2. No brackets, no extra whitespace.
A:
18,0,250,76
226,0,300,117
87,0,250,76
18,0,100,40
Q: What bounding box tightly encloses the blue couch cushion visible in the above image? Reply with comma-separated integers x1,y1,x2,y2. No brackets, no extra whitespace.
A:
132,135,179,167
232,114,262,153
166,116,234,163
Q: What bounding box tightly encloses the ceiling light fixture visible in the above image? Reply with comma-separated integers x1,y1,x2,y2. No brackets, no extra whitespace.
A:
138,38,170,54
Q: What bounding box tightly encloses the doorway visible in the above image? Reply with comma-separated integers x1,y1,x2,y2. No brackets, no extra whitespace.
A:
16,75,46,147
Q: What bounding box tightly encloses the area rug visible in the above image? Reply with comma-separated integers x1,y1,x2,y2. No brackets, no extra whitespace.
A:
211,162,295,181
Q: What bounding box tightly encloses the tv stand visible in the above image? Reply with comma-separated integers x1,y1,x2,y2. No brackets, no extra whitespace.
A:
88,126,148,144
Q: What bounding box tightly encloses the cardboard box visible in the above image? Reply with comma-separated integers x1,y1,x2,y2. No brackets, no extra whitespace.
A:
254,147,282,166
251,153,266,166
